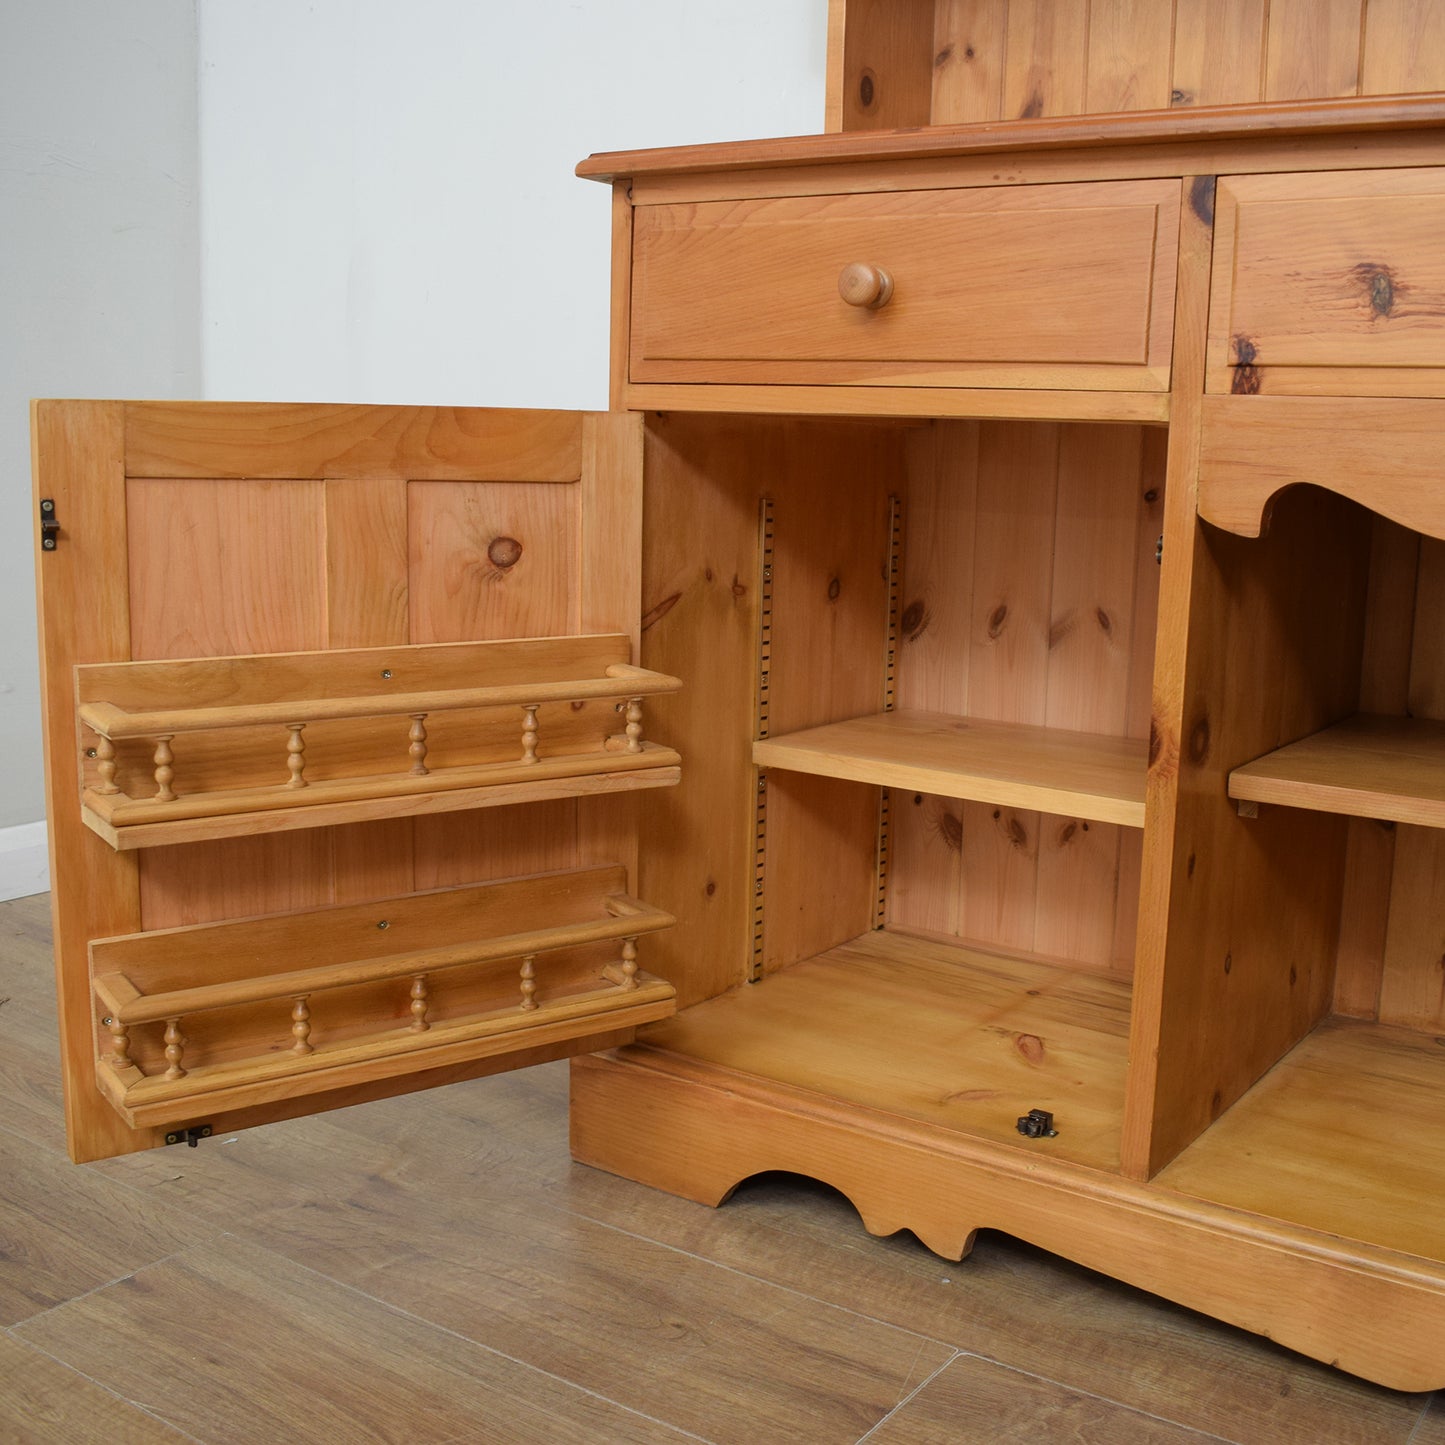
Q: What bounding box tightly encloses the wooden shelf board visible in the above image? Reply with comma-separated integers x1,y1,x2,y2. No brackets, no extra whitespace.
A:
753,711,1146,827
1229,714,1445,827
82,755,681,850
1157,1017,1445,1265
639,930,1130,1172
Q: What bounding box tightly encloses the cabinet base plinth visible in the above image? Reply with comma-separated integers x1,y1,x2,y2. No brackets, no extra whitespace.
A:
570,1045,1445,1392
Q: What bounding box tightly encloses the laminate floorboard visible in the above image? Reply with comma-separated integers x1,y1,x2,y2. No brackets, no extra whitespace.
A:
0,893,1437,1444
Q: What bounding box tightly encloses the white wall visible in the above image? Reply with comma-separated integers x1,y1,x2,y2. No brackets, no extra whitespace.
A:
0,0,201,849
198,0,828,408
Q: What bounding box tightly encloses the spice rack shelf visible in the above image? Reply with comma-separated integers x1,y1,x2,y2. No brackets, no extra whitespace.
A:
91,864,676,1128
77,634,682,849
753,711,1147,828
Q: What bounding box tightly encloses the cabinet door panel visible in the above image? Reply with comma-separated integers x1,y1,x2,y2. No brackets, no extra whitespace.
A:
35,401,671,1163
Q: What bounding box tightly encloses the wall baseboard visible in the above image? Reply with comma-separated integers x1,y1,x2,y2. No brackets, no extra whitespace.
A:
0,820,49,901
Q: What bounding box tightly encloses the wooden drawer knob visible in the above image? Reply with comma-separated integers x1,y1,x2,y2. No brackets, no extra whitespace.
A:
838,262,893,309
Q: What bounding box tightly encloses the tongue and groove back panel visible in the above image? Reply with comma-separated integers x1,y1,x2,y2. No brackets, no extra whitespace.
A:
36,401,646,1161
829,0,1445,134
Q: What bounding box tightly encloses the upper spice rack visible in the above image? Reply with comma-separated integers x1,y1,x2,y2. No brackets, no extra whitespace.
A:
76,633,681,849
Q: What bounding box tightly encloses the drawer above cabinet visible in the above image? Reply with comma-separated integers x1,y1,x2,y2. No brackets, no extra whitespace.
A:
1207,168,1445,398
627,179,1181,393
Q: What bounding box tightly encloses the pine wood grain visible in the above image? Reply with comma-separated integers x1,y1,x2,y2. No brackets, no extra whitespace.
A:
831,0,938,131
1198,398,1445,541
324,478,409,649
1170,0,1269,108
641,928,1131,1170
629,180,1179,392
1084,0,1176,115
572,1043,1445,1391
32,401,150,1163
1001,0,1088,119
1378,825,1445,1030
755,711,1147,826
1362,0,1445,93
1157,1017,1445,1263
1264,0,1363,100
931,0,1008,124
1207,169,1445,398
124,402,585,481
1230,714,1445,826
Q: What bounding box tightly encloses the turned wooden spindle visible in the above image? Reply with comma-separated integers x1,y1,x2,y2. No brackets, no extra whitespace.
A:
105,1013,133,1070
519,954,538,1011
163,1017,186,1079
152,735,177,802
94,734,120,795
625,697,644,753
408,713,429,776
409,974,430,1032
290,995,313,1054
618,936,639,991
521,704,539,764
285,723,307,789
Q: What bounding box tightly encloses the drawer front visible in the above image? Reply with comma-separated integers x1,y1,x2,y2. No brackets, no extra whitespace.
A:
1208,169,1445,398
629,180,1181,392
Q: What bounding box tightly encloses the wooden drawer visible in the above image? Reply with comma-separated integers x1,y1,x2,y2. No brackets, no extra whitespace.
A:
629,179,1181,392
1208,169,1445,397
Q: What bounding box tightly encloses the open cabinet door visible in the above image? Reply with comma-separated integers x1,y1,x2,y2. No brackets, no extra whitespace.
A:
34,401,680,1163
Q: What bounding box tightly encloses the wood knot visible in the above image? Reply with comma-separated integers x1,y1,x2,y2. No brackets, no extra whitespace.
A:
1148,721,1163,768
1188,715,1211,765
1057,821,1077,845
1143,488,1159,504
1018,89,1043,119
1172,88,1192,106
827,576,841,602
1014,1033,1045,1065
1352,262,1398,318
937,810,963,853
900,599,928,639
731,574,747,599
858,70,876,108
1223,952,1232,975
1095,607,1112,637
487,535,523,569
641,592,681,632
987,602,1008,639
1003,814,1029,851
1188,175,1216,225
1231,335,1261,394
1186,852,1196,879
705,879,717,898
934,44,954,66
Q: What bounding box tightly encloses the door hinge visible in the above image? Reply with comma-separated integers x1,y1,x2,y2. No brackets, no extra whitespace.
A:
163,1124,212,1148
39,498,60,551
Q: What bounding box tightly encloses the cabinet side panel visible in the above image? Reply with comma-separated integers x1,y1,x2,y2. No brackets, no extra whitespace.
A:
636,416,769,1005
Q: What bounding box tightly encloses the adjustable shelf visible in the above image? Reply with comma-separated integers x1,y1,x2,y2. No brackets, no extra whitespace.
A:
753,710,1147,828
1229,714,1445,827
90,864,675,1128
76,634,682,849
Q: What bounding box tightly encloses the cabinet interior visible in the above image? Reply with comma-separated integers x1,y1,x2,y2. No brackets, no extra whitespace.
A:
637,413,1445,1245
637,411,1164,1171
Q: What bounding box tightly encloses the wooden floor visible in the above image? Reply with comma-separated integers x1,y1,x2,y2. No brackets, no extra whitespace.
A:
2,893,1441,1444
